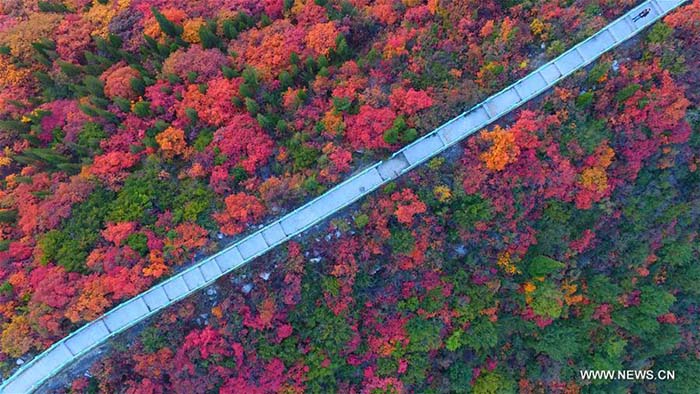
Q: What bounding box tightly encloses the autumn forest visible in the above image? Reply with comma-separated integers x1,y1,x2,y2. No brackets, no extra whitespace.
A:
1,0,699,393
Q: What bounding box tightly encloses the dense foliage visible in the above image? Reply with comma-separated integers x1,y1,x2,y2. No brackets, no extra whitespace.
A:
0,0,643,370
48,4,700,394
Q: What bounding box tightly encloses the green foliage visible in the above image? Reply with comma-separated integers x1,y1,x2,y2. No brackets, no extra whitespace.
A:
576,91,594,108
530,321,588,363
452,194,493,229
668,261,700,295
244,97,259,115
657,239,694,268
172,179,214,223
0,281,12,296
150,7,183,38
192,129,214,152
535,200,600,255
406,318,442,353
125,233,149,256
130,77,146,97
383,116,417,145
222,66,237,79
140,327,168,353
613,285,675,338
132,101,151,117
615,83,641,103
647,22,673,44
58,60,83,78
655,354,700,394
184,107,199,124
571,118,610,155
221,20,239,40
447,360,473,393
0,209,18,224
13,148,79,174
445,329,463,351
388,228,415,254
198,22,222,50
590,335,626,372
76,122,106,155
530,282,564,319
353,213,369,229
461,318,497,352
332,97,352,113
108,161,175,224
472,371,516,394
527,255,565,277
587,61,610,84
587,275,622,304
289,143,320,171
37,188,114,272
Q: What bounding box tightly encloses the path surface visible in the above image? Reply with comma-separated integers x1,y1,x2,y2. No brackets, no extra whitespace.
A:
0,1,686,392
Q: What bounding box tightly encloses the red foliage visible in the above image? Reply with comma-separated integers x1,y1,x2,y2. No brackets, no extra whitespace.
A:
214,193,267,236
389,87,433,115
102,222,137,246
29,265,77,309
212,113,274,174
345,105,395,150
326,238,359,315
54,14,93,63
282,242,305,306
180,326,230,360
176,77,241,127
89,151,140,188
161,45,229,84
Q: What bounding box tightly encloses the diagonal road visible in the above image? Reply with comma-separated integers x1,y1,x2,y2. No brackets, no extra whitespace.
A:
0,1,687,392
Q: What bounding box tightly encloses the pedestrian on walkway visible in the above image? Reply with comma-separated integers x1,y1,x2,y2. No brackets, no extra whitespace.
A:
633,8,651,22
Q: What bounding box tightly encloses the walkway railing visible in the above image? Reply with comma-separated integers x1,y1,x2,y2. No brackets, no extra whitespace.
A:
0,1,686,392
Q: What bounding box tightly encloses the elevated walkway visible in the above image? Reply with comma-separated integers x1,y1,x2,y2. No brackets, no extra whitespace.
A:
1,1,686,392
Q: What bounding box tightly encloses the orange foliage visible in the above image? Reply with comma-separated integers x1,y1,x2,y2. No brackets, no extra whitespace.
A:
156,126,187,158
228,20,305,79
182,18,205,44
143,249,168,278
65,280,111,323
0,12,62,61
369,0,399,25
101,63,141,100
143,8,186,40
392,189,426,226
0,55,32,88
167,222,208,262
497,251,519,274
134,348,174,379
579,167,608,192
305,22,338,56
257,297,277,329
664,0,700,39
0,316,35,358
83,0,131,38
480,126,520,171
178,78,240,127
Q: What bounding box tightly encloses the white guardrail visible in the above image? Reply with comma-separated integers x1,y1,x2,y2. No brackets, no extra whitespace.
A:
0,1,686,392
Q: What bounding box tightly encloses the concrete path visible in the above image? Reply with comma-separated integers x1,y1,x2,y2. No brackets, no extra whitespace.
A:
0,1,686,392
